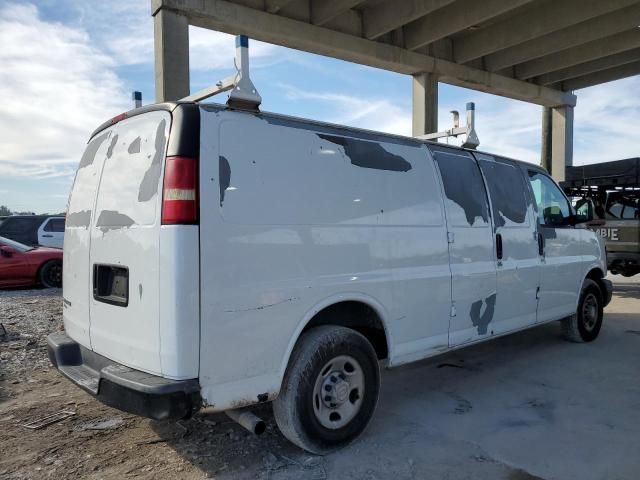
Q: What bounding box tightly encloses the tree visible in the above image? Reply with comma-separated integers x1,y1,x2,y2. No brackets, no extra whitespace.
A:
0,205,11,216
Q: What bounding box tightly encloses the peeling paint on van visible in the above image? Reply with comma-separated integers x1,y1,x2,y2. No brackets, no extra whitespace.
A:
106,134,119,159
137,119,167,202
128,136,141,154
470,293,496,335
78,132,109,169
219,155,231,207
317,134,412,172
95,210,135,232
66,210,92,228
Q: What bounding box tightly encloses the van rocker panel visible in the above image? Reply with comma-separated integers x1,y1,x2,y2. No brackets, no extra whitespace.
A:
47,332,200,420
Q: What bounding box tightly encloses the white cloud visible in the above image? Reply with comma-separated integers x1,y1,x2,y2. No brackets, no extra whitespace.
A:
572,76,640,165
0,3,129,179
279,84,412,136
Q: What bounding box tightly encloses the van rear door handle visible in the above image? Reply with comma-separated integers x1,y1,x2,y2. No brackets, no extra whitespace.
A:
537,232,544,256
496,233,503,260
42,234,53,238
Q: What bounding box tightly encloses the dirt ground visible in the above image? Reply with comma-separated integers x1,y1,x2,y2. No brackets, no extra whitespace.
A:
1,277,639,480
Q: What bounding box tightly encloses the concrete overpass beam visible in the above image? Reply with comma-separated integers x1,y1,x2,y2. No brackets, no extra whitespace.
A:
412,72,438,136
404,0,534,52
484,4,640,72
153,8,190,102
515,29,640,80
363,0,455,40
312,0,364,26
537,47,640,86
560,60,640,90
454,0,638,64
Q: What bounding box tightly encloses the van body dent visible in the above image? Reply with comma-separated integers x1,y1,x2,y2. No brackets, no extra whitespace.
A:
49,102,612,453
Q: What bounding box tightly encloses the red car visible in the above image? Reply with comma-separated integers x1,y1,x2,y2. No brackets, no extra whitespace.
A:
0,236,63,288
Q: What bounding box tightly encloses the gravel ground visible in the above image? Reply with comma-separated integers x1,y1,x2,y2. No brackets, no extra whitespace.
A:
0,288,62,377
1,277,639,479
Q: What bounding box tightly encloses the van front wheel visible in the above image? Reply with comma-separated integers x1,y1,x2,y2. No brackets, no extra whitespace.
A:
561,279,603,343
273,326,380,454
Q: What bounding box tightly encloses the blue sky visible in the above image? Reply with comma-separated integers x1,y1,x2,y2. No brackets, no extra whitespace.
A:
1,0,639,213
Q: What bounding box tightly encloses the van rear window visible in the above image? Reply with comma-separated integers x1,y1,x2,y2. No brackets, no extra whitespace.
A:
94,112,170,229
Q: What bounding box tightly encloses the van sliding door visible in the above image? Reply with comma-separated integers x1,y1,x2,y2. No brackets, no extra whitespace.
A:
476,154,540,333
430,145,497,347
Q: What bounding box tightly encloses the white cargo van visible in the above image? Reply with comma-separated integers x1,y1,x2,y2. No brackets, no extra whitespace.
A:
48,101,612,454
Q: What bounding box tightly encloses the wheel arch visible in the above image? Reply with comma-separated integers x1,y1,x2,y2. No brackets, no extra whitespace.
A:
277,294,392,385
585,266,606,297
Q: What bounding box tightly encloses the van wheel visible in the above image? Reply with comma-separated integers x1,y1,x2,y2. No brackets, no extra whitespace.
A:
39,260,62,288
561,279,603,343
273,326,380,454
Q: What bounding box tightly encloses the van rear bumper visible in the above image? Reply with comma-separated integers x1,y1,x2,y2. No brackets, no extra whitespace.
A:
47,332,200,420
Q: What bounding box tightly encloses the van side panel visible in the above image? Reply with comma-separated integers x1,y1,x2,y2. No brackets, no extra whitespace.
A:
198,109,451,409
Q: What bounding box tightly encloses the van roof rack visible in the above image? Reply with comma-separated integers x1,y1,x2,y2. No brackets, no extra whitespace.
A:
182,35,262,111
415,102,480,149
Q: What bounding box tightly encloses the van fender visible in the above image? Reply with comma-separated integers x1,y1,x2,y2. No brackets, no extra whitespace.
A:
276,292,393,389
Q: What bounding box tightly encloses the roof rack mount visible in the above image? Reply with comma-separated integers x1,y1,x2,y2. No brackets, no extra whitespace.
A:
182,35,262,110
416,102,480,150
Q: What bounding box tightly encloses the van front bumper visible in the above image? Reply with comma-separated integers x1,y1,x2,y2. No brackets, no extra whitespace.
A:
47,332,200,421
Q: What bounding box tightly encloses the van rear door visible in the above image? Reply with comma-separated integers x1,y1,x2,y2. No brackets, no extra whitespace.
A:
88,112,171,376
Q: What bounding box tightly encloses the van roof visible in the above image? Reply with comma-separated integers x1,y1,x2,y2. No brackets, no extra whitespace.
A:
91,102,544,173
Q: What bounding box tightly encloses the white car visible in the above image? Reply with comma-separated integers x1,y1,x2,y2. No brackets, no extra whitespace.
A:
48,102,612,454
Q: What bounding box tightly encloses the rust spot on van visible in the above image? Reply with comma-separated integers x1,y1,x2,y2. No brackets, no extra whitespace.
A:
79,132,109,169
95,210,135,233
138,119,167,202
127,136,141,154
219,155,231,207
470,293,496,335
317,134,412,172
66,210,91,228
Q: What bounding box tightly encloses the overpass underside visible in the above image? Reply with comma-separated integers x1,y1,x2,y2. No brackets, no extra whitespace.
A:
151,0,640,180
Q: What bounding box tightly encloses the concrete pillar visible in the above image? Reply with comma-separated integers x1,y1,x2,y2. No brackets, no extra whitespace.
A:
550,105,574,182
540,106,552,172
412,72,438,136
154,8,190,102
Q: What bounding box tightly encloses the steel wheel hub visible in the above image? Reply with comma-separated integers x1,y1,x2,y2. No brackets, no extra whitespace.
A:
582,293,598,331
312,355,364,430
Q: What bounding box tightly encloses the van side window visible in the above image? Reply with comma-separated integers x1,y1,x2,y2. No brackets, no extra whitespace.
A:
431,148,489,227
528,171,571,226
478,157,528,227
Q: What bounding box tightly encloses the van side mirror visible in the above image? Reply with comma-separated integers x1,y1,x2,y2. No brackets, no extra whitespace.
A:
574,198,594,224
0,246,14,258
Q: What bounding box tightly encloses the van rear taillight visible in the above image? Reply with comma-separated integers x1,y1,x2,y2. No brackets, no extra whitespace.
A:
162,156,198,225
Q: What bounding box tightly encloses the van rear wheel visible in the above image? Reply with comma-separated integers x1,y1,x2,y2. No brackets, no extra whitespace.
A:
561,279,603,343
39,260,62,288
273,326,380,454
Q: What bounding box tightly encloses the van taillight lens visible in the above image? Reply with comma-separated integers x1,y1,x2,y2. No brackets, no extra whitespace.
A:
162,156,198,225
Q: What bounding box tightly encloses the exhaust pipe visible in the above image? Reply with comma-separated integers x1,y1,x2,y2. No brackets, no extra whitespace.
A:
225,409,266,435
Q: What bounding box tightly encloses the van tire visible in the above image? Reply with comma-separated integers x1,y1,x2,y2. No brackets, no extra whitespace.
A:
39,260,62,288
561,279,603,343
273,326,380,454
